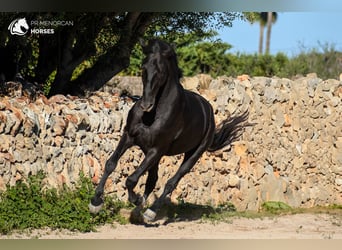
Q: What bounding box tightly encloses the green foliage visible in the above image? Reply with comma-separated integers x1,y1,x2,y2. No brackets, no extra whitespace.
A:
329,204,342,209
224,52,290,77
145,13,242,40
1,12,245,96
220,44,342,79
178,41,232,77
0,171,129,235
285,43,342,79
43,70,56,95
221,45,341,80
121,43,144,76
261,201,292,214
124,39,342,80
2,12,341,96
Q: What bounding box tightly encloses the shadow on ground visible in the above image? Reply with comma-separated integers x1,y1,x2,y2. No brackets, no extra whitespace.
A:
124,199,236,227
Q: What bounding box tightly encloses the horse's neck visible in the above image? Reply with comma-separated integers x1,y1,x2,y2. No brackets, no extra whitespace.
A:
158,76,184,108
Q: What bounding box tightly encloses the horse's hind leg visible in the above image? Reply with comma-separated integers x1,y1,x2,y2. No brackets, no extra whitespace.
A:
143,148,205,222
143,165,159,204
89,132,132,214
129,165,159,224
125,150,162,206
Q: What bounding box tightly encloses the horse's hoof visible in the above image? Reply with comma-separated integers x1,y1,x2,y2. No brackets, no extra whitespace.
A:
143,209,156,222
89,202,103,214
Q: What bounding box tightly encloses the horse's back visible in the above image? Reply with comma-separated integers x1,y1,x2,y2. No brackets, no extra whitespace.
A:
183,89,214,124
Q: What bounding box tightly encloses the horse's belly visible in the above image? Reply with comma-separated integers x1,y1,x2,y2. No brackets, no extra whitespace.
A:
166,99,215,155
165,125,208,155
132,128,199,155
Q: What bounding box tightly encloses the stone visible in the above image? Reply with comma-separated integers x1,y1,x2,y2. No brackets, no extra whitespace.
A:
0,74,341,211
264,85,278,104
331,148,342,165
336,179,342,186
228,174,240,188
181,76,200,92
3,111,18,135
0,134,11,152
50,116,68,136
333,84,342,97
273,107,285,128
197,74,212,89
112,76,143,96
233,141,248,156
252,162,266,181
48,94,68,104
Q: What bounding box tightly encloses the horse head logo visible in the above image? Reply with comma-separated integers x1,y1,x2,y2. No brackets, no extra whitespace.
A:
8,18,29,36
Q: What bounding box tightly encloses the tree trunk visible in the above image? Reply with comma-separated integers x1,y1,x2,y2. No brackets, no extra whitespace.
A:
258,23,264,55
69,12,155,96
265,12,273,54
34,36,59,85
69,45,131,96
47,14,108,97
48,29,97,96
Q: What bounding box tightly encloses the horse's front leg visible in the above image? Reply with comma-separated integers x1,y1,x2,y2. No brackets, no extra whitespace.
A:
89,132,133,214
125,148,162,206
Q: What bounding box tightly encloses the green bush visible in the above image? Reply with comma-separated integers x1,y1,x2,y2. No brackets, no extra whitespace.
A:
224,53,290,77
261,201,292,214
122,41,342,80
0,171,129,234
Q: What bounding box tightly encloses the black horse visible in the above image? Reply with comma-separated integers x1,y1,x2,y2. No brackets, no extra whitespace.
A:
89,39,248,222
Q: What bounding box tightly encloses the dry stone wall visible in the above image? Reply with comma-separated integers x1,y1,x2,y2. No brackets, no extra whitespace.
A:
0,74,341,211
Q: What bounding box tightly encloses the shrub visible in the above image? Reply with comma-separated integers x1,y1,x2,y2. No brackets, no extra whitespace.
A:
122,41,342,80
261,201,292,214
0,171,129,234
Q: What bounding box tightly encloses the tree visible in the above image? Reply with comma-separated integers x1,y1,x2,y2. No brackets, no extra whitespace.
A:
0,12,242,97
265,12,277,54
257,12,268,55
177,39,232,77
256,12,277,54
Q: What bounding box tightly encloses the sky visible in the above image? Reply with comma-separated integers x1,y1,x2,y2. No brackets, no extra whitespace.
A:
218,12,342,56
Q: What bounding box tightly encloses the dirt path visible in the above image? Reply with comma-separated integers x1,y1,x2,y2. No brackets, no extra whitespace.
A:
2,213,341,239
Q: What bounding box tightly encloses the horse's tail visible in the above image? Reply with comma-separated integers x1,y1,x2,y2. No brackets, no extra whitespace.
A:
207,110,250,152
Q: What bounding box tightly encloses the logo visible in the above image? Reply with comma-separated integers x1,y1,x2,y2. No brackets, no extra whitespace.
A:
8,18,29,36
8,17,74,36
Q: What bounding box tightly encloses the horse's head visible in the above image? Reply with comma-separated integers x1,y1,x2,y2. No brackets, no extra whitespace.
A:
139,39,180,112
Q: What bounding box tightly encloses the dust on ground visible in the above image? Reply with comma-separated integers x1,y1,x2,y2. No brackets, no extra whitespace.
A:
1,213,341,239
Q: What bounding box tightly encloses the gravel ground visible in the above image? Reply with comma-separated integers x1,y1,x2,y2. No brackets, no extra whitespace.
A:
1,213,341,239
